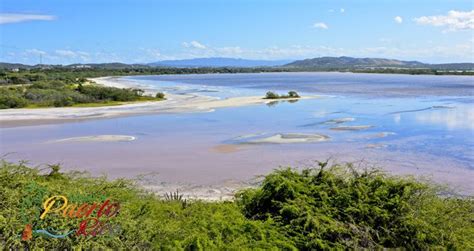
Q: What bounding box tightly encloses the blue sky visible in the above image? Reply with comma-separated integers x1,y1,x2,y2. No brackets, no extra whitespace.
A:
1,0,473,64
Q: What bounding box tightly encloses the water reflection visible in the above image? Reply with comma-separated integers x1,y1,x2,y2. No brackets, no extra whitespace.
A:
266,99,299,107
414,105,474,130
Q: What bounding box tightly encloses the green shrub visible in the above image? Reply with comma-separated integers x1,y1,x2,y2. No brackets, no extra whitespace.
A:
237,163,474,249
24,89,94,107
9,76,29,85
24,73,47,82
265,91,280,99
29,80,67,90
287,91,300,98
0,161,292,249
155,92,165,99
264,91,300,99
0,90,28,108
77,85,143,102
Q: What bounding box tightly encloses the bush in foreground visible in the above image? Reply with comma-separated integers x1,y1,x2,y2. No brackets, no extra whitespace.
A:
237,163,474,249
0,161,290,249
0,160,472,249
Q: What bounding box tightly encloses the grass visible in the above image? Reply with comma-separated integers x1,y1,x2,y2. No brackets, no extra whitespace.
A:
0,160,472,249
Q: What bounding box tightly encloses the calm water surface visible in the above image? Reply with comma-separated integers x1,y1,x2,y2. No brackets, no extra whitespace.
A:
1,73,473,193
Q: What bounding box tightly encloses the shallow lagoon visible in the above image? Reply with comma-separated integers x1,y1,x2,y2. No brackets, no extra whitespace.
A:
2,72,473,195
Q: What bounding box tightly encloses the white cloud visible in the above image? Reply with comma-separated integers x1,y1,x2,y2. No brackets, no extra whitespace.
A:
340,8,345,13
415,104,474,130
313,22,328,30
25,49,47,55
414,10,474,32
394,16,403,24
55,50,77,57
356,42,474,62
182,40,207,49
0,13,55,24
54,50,90,61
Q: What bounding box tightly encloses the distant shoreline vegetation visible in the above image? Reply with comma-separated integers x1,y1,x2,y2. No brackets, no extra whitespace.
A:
1,65,473,76
2,56,473,76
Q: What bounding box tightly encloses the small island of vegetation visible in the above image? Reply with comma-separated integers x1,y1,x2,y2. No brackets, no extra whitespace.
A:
264,91,300,99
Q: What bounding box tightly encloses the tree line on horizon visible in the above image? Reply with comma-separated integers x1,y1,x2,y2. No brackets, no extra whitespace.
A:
1,56,473,75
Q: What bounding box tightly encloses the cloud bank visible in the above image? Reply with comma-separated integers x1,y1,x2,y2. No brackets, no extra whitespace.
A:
414,10,474,31
182,41,207,49
0,13,56,24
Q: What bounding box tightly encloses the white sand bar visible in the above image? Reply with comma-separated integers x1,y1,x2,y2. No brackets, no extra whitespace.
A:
330,125,374,131
50,135,136,143
249,133,330,144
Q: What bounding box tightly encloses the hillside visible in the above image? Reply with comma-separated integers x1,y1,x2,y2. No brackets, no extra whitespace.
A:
285,56,424,68
284,56,474,70
149,57,291,68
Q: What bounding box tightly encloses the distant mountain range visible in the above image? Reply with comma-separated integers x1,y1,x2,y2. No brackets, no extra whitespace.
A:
1,56,473,70
149,57,292,68
284,56,474,70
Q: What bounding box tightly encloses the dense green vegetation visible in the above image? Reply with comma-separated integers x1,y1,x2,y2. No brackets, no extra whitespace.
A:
264,91,300,99
1,160,472,249
0,71,164,109
239,164,473,249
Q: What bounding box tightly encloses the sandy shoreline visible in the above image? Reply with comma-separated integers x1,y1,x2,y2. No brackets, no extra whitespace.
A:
0,76,315,127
